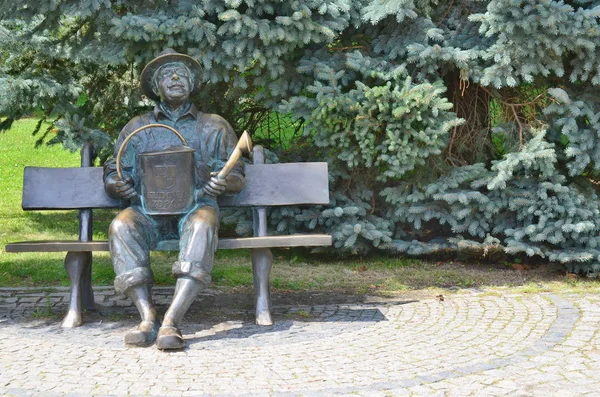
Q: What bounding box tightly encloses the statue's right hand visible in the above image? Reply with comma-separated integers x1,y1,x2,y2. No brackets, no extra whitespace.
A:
115,175,137,200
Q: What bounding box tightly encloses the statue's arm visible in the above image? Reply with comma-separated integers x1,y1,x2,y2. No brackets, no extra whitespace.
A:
103,158,120,199
103,158,137,200
222,120,245,195
200,165,244,197
199,116,246,197
103,120,138,200
224,171,245,195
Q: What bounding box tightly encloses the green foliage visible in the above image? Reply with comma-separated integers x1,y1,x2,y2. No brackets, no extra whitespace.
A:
544,88,600,177
308,67,462,182
0,0,359,161
3,1,600,275
470,0,600,87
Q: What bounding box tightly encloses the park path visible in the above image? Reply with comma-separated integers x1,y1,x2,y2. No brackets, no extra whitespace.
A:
1,287,599,396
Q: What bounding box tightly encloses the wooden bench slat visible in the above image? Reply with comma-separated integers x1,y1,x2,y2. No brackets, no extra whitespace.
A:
5,235,332,253
5,241,109,252
23,167,124,210
22,162,329,210
219,163,330,207
224,235,333,249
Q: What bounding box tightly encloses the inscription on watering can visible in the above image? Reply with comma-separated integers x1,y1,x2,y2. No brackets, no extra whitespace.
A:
139,146,196,215
146,165,187,209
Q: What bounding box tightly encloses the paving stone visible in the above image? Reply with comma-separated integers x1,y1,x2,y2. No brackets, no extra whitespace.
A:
1,290,600,395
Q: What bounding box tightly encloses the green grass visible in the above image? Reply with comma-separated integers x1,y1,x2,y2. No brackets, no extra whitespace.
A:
1,119,82,286
2,119,600,297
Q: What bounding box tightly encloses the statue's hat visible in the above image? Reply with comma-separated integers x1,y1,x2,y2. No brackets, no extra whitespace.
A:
140,48,202,101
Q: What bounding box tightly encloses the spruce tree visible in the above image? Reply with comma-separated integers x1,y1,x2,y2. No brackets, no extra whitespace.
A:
2,1,600,274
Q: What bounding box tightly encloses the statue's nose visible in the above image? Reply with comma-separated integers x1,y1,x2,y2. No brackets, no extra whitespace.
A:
172,73,180,81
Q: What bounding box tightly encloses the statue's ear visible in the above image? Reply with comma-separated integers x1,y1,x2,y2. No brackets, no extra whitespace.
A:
152,81,160,97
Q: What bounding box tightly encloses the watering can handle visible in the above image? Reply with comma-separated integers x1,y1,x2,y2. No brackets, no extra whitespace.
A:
115,123,188,180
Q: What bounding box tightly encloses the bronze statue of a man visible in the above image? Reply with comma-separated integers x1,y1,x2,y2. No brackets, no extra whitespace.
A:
103,49,244,350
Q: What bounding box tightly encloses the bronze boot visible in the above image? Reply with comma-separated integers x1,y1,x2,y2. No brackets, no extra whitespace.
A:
157,277,201,350
156,325,185,350
124,285,160,347
125,320,160,347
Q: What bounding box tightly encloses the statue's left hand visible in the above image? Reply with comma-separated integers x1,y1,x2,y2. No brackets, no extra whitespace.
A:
202,172,228,197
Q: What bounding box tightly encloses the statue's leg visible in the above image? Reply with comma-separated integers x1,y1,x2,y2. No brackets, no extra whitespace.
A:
252,248,273,326
122,284,159,346
157,277,202,350
109,207,160,347
61,251,92,328
157,206,217,350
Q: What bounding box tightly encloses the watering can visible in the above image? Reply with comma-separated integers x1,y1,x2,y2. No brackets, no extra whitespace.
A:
116,123,253,215
116,123,196,215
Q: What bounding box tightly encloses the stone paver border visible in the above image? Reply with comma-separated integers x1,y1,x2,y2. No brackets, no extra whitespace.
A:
1,288,599,396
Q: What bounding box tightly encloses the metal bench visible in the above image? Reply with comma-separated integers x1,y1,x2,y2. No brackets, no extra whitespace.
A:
6,143,331,328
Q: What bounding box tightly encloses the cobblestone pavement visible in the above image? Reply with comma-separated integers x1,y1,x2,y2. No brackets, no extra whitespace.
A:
1,287,599,396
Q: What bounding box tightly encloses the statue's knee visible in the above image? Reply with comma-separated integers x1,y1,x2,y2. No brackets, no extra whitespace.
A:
172,261,211,287
187,211,217,234
189,219,211,236
109,217,129,237
114,267,154,295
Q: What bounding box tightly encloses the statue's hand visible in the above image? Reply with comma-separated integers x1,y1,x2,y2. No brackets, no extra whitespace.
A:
114,175,137,200
202,172,228,197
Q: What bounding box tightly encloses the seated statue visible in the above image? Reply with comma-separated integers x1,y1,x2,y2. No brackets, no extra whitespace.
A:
103,49,245,350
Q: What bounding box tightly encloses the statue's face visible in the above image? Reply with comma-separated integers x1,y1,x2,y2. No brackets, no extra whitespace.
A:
154,62,193,105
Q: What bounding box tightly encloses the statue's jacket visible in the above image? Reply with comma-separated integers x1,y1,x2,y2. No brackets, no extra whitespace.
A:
104,103,244,211
104,103,243,292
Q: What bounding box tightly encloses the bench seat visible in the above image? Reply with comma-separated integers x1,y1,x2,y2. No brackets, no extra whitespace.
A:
6,234,332,252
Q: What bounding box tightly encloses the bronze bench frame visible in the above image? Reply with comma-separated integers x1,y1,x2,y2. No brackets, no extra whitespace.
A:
6,143,331,328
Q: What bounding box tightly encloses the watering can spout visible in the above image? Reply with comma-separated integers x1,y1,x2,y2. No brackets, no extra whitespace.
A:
217,130,253,180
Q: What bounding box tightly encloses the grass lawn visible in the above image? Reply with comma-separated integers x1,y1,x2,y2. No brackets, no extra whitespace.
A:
1,119,600,297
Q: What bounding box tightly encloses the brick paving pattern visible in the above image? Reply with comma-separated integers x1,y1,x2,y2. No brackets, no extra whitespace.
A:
1,287,599,396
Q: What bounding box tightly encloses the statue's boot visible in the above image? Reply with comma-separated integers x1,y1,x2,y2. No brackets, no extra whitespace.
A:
157,277,201,350
125,320,160,347
124,285,160,347
156,325,184,349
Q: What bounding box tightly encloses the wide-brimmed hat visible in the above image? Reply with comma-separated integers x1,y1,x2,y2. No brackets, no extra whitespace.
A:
140,48,202,101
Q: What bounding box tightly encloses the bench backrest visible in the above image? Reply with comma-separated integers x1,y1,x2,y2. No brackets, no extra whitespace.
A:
22,163,329,210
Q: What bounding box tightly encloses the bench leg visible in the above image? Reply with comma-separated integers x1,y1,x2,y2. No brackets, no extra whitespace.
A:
81,255,96,311
61,251,92,328
252,248,273,326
